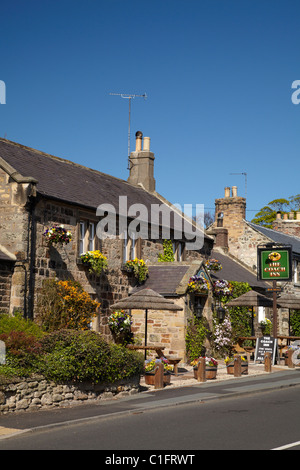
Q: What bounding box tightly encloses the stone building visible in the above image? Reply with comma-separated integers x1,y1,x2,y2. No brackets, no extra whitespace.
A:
208,186,300,334
0,133,213,344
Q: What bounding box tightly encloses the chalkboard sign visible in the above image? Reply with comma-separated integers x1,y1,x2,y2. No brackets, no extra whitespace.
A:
255,336,279,365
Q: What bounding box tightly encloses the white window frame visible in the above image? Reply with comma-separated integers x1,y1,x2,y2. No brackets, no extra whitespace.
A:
79,220,96,255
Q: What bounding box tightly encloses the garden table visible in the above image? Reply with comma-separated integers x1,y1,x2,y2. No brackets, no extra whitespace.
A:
126,345,165,358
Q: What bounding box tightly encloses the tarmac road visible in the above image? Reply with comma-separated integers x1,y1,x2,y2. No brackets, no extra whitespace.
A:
0,369,300,451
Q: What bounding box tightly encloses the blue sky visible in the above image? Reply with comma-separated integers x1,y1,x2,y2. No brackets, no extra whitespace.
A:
1,0,300,220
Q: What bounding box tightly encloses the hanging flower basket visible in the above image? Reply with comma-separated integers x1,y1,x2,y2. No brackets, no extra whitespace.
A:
213,279,233,298
205,259,222,272
123,258,149,284
80,250,108,276
43,225,72,246
259,319,272,336
187,275,210,294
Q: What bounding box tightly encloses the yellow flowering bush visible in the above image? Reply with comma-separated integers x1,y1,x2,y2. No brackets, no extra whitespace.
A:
37,279,100,332
80,250,108,276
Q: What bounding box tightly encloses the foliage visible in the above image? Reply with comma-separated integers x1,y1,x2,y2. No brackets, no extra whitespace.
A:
43,224,72,246
80,250,108,275
259,318,272,335
124,258,149,283
39,330,144,384
0,311,45,338
251,196,300,227
144,357,173,373
290,310,300,336
224,281,252,341
158,240,175,262
213,279,233,300
0,330,43,376
187,275,210,293
37,279,100,332
225,355,248,364
185,316,208,362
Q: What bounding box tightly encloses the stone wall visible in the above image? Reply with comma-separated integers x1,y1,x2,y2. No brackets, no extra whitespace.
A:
0,260,14,314
0,375,140,414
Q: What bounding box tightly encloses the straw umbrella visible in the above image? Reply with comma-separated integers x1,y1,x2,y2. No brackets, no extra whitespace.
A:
111,288,183,358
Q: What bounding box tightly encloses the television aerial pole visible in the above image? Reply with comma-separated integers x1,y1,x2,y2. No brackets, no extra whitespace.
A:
109,92,147,169
230,172,247,198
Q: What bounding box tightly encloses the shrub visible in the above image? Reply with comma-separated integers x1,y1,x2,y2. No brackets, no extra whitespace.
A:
39,330,144,384
0,311,45,338
0,330,43,376
290,310,300,336
37,279,100,331
186,317,208,362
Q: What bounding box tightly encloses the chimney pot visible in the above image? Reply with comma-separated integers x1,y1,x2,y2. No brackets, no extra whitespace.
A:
143,136,150,151
224,187,230,198
232,186,238,197
276,211,282,219
135,131,143,152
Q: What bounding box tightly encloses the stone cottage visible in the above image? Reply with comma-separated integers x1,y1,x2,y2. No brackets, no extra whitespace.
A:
0,133,213,342
207,186,300,334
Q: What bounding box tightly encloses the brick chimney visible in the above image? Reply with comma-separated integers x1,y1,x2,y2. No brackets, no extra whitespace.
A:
214,186,246,240
127,131,156,192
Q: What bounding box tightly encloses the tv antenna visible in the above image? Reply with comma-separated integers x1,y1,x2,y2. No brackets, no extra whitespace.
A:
109,92,147,169
230,172,247,198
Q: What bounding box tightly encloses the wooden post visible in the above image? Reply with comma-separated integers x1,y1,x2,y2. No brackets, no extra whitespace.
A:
154,361,164,389
234,355,242,377
264,352,272,373
197,357,206,382
287,348,295,369
273,280,278,338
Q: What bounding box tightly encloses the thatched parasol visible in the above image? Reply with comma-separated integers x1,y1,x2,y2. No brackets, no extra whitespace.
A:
111,288,183,358
227,290,275,308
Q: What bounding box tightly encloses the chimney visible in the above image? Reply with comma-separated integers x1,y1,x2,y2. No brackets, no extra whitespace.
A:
214,186,246,240
128,131,156,192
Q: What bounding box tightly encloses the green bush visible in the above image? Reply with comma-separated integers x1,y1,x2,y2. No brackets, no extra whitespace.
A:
185,317,208,362
0,311,45,338
290,310,300,336
39,330,144,384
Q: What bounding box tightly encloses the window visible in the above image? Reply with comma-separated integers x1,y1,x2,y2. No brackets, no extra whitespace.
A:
293,260,300,285
122,231,141,263
172,242,185,261
79,220,96,254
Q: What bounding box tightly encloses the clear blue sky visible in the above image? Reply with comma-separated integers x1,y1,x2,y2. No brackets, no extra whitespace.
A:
1,0,300,220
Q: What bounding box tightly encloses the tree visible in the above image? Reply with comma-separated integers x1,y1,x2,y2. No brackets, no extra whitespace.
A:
251,198,290,228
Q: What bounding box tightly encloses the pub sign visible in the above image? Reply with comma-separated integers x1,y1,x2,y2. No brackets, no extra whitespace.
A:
257,245,292,282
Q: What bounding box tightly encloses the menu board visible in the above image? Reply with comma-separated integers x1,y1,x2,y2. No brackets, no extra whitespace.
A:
255,336,279,364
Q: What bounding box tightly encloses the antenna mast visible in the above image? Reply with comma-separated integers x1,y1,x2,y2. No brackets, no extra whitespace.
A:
230,172,247,198
109,92,147,169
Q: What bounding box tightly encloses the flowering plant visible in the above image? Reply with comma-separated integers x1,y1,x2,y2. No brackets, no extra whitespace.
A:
108,310,132,335
80,250,108,276
205,259,222,272
187,275,210,294
213,279,233,298
124,258,149,284
259,318,272,335
225,355,248,365
212,314,233,356
144,357,173,373
43,225,72,246
191,356,218,368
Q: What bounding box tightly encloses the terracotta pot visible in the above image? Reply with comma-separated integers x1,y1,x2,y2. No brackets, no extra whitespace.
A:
144,372,171,386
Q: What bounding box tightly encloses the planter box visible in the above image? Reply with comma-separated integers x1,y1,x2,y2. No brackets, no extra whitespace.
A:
144,372,171,386
193,366,218,380
226,363,248,375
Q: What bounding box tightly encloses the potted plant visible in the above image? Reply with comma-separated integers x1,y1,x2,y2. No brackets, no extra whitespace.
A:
225,355,248,375
259,318,272,336
123,258,149,284
43,224,72,246
187,275,210,294
192,356,218,380
213,279,233,299
108,310,133,345
80,250,108,276
205,259,222,272
144,358,173,385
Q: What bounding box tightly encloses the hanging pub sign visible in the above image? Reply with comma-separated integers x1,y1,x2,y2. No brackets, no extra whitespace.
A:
257,244,292,282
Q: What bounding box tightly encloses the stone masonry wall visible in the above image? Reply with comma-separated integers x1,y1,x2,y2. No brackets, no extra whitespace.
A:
0,375,140,414
0,260,14,314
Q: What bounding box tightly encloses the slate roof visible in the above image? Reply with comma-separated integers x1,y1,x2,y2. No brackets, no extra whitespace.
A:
247,222,300,256
0,138,208,241
209,250,269,290
131,263,199,296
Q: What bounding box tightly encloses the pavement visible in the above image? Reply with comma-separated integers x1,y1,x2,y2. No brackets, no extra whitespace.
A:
0,361,300,441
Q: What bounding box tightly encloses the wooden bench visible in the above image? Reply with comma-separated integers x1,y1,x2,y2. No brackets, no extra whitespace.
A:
234,337,257,362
